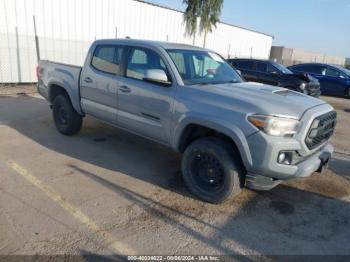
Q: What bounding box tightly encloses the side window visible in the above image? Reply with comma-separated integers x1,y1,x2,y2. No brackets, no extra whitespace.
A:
304,65,323,75
239,61,254,70
256,62,267,73
131,49,147,64
126,48,168,81
267,64,278,73
290,65,306,72
230,61,239,67
326,67,341,77
169,52,186,75
91,45,122,75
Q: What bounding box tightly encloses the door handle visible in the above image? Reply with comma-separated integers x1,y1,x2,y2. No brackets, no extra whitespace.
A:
84,77,93,83
119,85,131,93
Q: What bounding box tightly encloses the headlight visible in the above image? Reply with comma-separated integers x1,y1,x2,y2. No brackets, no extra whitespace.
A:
299,83,307,90
248,114,300,137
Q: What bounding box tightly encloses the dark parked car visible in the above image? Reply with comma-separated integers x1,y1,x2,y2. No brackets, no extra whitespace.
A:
288,63,350,97
227,59,321,97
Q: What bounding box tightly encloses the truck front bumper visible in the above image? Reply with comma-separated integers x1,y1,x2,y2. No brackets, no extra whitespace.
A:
245,132,334,191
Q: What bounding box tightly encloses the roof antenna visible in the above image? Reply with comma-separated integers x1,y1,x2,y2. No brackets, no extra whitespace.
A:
125,36,131,39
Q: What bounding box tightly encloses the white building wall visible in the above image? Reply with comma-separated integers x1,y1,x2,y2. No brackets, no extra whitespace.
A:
0,0,273,83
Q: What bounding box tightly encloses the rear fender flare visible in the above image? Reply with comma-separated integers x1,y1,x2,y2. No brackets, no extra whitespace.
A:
48,80,83,115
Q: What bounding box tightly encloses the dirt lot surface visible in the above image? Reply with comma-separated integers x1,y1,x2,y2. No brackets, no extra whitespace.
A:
0,85,350,256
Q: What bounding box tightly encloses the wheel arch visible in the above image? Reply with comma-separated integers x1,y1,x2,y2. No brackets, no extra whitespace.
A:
173,116,253,169
48,81,84,115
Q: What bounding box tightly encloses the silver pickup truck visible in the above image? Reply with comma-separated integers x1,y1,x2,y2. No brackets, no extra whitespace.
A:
37,39,337,203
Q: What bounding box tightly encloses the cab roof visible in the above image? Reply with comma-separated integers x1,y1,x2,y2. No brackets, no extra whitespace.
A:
93,38,210,52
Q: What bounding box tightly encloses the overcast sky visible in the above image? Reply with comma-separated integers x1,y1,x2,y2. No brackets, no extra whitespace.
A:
147,0,350,58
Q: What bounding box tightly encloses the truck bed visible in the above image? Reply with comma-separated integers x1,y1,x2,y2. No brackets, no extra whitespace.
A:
37,60,83,114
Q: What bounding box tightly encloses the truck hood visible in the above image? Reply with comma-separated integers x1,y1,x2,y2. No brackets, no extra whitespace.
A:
191,81,326,119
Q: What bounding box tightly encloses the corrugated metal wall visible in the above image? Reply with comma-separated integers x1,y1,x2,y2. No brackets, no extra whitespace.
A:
0,0,273,83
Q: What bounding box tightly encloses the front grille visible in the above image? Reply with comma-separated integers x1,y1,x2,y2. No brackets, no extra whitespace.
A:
305,111,337,150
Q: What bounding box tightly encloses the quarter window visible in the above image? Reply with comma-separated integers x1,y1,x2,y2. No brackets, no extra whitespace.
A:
91,45,123,75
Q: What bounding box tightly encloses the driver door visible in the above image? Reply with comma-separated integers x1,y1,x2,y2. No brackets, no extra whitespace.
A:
116,47,175,144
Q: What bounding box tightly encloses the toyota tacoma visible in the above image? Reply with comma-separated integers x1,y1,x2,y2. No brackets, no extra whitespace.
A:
37,39,337,203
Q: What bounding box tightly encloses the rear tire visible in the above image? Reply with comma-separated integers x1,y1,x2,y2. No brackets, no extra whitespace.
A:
52,94,82,135
346,88,350,98
181,137,243,204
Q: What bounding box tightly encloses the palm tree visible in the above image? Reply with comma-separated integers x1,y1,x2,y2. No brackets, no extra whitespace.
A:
183,0,201,45
183,0,224,47
199,0,223,47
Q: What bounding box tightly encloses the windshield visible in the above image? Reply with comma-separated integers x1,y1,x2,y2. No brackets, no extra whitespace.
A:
167,49,243,85
271,62,293,74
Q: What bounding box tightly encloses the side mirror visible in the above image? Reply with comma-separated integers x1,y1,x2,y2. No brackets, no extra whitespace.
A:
143,69,171,86
236,69,242,76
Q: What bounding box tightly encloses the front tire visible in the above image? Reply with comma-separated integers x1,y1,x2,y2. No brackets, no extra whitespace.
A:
181,137,243,204
52,94,82,135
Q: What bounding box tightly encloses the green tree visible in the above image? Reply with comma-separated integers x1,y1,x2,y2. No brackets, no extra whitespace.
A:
199,0,223,47
183,0,224,47
183,0,201,45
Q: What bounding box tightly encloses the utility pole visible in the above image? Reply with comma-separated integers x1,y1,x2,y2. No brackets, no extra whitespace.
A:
33,16,40,62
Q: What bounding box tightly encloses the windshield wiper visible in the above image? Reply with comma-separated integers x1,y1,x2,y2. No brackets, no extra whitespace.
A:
215,80,240,84
193,80,240,85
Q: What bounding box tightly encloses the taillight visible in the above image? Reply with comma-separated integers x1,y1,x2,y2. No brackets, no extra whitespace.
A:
36,65,39,80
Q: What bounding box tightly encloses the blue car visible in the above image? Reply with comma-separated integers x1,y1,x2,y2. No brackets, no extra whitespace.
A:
288,63,350,97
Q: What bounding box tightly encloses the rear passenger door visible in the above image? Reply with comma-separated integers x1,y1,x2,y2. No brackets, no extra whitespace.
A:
80,45,124,124
236,61,256,81
255,62,279,86
116,46,175,144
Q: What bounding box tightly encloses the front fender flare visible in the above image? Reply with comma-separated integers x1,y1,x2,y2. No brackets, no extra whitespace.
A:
172,113,253,168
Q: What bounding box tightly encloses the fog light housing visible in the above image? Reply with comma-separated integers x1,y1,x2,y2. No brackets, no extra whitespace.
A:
277,151,293,165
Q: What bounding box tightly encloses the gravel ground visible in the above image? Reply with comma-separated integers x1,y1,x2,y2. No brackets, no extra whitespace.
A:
0,85,349,256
